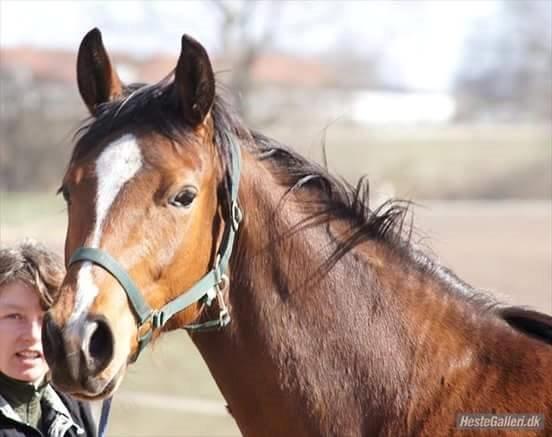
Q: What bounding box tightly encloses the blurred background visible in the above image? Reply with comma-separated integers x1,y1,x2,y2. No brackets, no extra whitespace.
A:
0,1,550,436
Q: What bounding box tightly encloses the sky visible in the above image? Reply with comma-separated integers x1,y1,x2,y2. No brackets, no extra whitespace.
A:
0,0,499,91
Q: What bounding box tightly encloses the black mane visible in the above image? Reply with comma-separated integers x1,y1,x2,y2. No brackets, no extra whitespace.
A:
72,78,186,163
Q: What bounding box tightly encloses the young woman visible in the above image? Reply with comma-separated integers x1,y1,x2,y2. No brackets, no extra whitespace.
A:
0,241,97,436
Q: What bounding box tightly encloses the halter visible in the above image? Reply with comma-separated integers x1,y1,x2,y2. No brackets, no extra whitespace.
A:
68,134,242,359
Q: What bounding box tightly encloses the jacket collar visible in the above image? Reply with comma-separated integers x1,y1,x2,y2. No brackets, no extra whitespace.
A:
0,386,85,436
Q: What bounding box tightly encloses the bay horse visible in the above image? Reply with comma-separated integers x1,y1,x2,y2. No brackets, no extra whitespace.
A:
43,28,551,436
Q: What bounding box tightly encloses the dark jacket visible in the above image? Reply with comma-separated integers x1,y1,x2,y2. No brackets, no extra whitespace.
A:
0,385,97,437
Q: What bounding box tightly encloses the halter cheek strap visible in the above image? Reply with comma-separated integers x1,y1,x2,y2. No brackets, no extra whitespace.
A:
68,136,242,359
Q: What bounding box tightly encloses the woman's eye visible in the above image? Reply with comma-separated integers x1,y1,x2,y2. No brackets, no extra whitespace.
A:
6,313,23,320
169,188,197,208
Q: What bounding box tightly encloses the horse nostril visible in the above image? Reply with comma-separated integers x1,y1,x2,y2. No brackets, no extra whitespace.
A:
81,316,114,375
89,319,112,360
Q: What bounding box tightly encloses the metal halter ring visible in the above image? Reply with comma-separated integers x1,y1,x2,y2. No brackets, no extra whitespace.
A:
216,273,229,293
231,201,243,231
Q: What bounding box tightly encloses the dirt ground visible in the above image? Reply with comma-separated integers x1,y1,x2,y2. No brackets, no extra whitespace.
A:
414,201,551,313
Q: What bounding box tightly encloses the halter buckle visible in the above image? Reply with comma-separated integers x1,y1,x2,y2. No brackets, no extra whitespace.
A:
216,273,229,293
151,310,165,329
205,272,228,306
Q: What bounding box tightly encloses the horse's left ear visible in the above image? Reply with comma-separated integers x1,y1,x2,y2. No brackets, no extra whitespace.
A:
174,34,215,127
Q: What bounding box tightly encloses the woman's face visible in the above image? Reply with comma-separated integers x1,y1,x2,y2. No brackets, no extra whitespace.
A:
0,280,49,382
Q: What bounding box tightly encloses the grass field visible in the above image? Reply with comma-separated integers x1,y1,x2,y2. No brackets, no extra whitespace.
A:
107,332,241,437
3,123,552,199
266,123,552,199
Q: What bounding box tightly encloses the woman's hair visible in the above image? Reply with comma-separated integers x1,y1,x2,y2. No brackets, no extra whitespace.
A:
0,240,65,309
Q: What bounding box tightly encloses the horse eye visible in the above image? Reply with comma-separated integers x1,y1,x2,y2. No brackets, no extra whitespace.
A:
169,188,197,208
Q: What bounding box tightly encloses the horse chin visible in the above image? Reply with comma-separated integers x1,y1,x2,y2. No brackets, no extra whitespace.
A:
66,363,126,401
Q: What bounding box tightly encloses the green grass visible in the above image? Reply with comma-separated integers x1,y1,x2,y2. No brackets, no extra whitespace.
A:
108,406,239,437
121,331,224,400
0,191,65,226
267,123,552,199
0,191,67,248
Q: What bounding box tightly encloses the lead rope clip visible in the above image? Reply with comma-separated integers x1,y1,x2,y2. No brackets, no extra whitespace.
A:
216,273,230,327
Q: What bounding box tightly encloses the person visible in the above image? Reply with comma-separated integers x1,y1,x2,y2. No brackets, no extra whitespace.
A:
0,240,97,436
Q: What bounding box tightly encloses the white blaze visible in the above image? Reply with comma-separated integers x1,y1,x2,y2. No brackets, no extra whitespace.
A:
69,134,143,323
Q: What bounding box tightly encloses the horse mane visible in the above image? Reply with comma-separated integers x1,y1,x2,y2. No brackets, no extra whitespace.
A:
69,78,551,345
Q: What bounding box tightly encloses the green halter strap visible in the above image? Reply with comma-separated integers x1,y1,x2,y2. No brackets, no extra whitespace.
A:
68,136,242,358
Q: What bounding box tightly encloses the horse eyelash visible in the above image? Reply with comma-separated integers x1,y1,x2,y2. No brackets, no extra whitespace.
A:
56,185,71,205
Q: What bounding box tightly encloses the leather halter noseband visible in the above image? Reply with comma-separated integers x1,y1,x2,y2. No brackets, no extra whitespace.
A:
68,136,242,359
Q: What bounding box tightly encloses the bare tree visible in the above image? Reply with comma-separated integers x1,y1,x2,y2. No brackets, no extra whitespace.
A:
0,73,81,191
209,1,340,124
454,0,552,121
82,1,343,125
210,0,283,120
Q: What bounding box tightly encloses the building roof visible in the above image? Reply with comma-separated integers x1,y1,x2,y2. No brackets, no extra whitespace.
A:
0,46,334,87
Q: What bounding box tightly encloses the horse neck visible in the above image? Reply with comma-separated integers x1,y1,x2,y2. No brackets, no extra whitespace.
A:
189,150,514,435
190,152,411,434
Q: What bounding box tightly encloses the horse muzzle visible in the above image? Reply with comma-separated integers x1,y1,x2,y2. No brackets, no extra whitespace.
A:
42,311,116,397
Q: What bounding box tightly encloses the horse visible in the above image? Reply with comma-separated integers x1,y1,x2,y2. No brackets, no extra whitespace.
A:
42,28,551,436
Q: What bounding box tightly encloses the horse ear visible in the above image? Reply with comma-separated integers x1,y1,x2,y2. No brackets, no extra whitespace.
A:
500,307,552,345
76,28,123,115
174,34,215,127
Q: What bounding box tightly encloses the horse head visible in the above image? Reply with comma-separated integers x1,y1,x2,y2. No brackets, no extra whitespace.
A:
42,28,235,399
